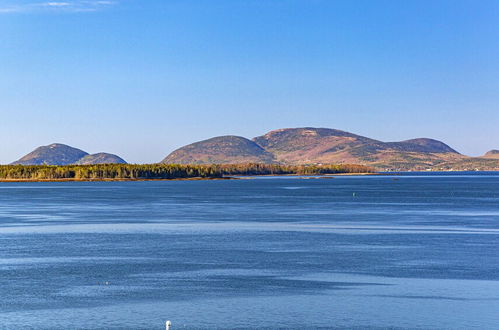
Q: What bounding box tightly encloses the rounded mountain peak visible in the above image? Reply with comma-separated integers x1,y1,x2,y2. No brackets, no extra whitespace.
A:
75,153,127,165
483,150,499,158
11,143,89,165
252,127,372,153
257,127,357,140
396,138,460,154
161,135,275,164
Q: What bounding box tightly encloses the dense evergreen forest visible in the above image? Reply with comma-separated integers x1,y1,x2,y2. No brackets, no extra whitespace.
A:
0,163,375,181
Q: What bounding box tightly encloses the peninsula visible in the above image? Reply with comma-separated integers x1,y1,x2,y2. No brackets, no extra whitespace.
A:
0,163,374,182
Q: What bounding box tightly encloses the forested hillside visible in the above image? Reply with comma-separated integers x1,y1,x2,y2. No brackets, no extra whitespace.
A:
0,163,374,181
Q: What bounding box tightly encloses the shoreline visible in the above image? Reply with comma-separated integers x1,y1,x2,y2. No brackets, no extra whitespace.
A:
0,177,234,183
0,173,377,183
237,172,378,179
2,171,495,183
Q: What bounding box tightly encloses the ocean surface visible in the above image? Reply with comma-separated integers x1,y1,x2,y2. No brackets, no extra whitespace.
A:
1,173,499,329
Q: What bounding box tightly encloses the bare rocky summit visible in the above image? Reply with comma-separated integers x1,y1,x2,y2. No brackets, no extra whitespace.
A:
11,143,89,165
11,144,126,165
161,136,275,164
75,153,127,165
483,150,499,158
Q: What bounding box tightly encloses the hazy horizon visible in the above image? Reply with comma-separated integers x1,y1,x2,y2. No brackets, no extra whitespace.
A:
2,0,498,164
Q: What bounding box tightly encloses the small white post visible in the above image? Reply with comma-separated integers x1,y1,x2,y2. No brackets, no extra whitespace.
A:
166,320,172,330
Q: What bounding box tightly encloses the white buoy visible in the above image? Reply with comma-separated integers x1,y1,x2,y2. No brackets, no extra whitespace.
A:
166,320,172,330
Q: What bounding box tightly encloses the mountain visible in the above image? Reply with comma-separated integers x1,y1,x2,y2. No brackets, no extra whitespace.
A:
74,153,127,165
386,138,459,154
483,150,499,159
11,144,127,165
251,128,462,169
11,143,89,165
162,127,488,170
161,135,275,164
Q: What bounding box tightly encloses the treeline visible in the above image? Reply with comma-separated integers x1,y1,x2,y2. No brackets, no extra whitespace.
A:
0,163,375,181
215,163,374,176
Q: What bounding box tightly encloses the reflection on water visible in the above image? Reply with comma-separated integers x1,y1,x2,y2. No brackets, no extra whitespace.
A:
0,174,498,329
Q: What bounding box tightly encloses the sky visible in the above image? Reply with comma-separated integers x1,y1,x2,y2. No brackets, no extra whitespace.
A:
1,0,498,164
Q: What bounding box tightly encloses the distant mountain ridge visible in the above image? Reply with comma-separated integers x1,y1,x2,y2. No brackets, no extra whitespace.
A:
162,127,499,171
8,130,499,171
11,144,88,165
161,136,275,164
483,150,499,159
251,128,460,167
74,153,127,165
11,144,126,165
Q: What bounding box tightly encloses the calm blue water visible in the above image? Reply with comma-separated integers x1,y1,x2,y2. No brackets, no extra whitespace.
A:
1,174,499,329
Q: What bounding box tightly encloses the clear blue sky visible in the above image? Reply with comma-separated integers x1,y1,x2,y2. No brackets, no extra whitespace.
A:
1,0,498,164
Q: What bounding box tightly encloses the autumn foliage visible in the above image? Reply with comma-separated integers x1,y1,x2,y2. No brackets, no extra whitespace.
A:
0,163,375,181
